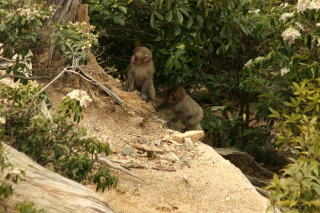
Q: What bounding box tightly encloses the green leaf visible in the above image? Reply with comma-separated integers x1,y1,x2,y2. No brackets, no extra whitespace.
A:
158,0,164,8
186,17,193,29
174,26,181,36
176,11,183,25
154,11,164,21
117,6,127,14
166,10,173,22
113,16,125,25
165,56,174,71
268,107,280,118
150,14,155,28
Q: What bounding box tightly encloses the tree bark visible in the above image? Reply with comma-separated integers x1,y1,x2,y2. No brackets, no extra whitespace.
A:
47,0,81,24
0,144,115,213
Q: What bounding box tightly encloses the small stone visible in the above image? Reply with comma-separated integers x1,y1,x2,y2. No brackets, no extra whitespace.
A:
184,138,194,149
171,130,204,143
139,138,149,144
154,139,162,146
165,152,179,162
123,146,135,157
127,111,136,116
182,174,188,182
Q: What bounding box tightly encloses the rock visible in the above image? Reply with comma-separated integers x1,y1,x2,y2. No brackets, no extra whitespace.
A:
154,139,162,146
122,146,135,157
184,138,194,149
171,130,204,143
164,152,179,162
139,138,149,144
127,111,136,116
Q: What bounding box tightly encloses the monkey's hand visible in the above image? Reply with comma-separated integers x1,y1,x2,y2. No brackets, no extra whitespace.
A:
155,102,168,112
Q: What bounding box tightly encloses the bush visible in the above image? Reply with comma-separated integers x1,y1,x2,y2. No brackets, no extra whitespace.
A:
0,82,117,191
267,80,320,212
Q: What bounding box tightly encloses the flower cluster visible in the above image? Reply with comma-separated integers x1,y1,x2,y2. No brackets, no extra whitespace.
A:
12,50,33,77
66,89,92,107
279,12,295,21
297,0,320,12
248,9,260,14
16,7,49,20
281,27,301,45
280,67,290,76
54,21,98,61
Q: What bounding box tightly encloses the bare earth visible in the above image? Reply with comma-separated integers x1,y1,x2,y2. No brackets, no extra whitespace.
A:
46,75,270,213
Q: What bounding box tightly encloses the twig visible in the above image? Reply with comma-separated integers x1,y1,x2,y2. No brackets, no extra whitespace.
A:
0,56,14,62
152,166,176,172
98,156,143,181
0,74,50,80
67,68,123,107
33,67,68,99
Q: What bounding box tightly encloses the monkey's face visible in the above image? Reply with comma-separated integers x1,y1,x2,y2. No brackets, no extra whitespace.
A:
134,51,146,65
168,91,183,105
131,47,152,65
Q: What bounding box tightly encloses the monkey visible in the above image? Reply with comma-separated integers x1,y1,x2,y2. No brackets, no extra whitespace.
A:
125,46,156,102
156,86,203,131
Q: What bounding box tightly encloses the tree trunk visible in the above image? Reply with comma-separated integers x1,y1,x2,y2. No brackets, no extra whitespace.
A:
0,144,115,213
47,0,81,24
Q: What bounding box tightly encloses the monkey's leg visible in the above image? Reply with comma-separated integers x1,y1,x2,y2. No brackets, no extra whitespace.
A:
186,114,203,131
126,70,135,91
140,79,153,101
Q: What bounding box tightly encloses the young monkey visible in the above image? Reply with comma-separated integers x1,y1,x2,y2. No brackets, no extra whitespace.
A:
125,46,156,102
157,86,203,131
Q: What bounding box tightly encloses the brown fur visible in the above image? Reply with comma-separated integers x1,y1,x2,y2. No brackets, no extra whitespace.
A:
125,46,155,102
158,86,203,131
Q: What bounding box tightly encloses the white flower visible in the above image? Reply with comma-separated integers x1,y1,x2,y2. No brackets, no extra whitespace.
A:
281,27,301,45
280,12,295,21
66,89,92,107
254,56,264,63
280,67,290,76
280,3,289,7
11,50,33,77
248,9,260,14
244,59,253,67
0,117,5,125
297,0,320,12
295,22,305,31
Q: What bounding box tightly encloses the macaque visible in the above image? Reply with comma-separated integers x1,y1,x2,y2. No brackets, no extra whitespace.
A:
125,46,156,102
156,86,203,131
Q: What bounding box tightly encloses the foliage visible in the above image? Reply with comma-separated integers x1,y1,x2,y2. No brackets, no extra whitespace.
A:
51,21,98,64
86,0,283,155
0,83,117,191
0,117,23,199
0,0,51,54
16,202,46,213
267,79,320,212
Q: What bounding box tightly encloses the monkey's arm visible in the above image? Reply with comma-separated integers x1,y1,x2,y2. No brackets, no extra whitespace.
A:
170,111,184,123
156,102,170,111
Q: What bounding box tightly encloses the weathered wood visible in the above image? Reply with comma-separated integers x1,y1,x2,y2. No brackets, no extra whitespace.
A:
47,0,80,24
0,144,115,213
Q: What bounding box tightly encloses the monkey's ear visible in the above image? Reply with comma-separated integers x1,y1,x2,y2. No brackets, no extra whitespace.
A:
130,55,136,64
178,88,185,98
143,54,152,62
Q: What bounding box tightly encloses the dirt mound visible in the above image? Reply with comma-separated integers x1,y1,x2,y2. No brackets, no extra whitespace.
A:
46,75,270,213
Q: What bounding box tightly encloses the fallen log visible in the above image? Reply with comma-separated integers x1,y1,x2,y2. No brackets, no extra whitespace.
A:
0,144,115,213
